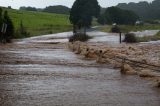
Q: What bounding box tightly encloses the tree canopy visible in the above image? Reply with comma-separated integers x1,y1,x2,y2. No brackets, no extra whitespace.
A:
69,0,100,33
19,6,37,11
0,8,2,27
117,0,160,20
19,5,70,15
98,7,139,25
43,5,70,15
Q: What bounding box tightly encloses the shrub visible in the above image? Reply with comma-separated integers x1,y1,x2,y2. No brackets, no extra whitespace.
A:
111,25,120,33
15,20,30,38
156,31,160,36
69,33,91,42
123,33,137,43
49,30,53,34
4,11,14,43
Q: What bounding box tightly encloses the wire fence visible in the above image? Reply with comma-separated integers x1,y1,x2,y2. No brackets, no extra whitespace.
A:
101,53,160,72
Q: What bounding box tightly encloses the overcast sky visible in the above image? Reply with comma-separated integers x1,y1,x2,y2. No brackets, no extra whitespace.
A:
0,0,154,9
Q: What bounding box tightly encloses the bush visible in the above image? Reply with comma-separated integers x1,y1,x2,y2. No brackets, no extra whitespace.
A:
69,33,91,42
156,31,160,36
123,33,137,43
0,10,14,43
111,25,120,33
49,30,53,34
14,20,30,38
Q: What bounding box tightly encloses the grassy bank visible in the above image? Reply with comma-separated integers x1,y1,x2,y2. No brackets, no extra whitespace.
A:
3,8,72,38
100,25,160,33
136,31,160,42
100,25,160,43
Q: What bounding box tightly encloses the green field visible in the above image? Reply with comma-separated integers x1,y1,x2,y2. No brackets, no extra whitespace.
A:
3,8,72,38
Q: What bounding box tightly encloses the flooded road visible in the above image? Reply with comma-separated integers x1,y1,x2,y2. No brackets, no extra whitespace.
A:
0,32,160,106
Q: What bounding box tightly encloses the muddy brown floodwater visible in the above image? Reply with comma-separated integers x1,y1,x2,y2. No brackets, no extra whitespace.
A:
0,33,160,106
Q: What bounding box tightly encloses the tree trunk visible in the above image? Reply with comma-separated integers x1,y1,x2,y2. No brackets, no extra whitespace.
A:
73,25,77,35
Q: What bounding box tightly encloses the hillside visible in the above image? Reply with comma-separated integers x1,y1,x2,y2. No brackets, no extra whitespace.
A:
117,0,160,20
2,7,72,38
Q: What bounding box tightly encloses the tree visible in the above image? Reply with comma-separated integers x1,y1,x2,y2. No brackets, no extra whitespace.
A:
117,0,160,20
97,14,106,25
69,0,100,35
0,8,3,30
19,6,37,11
3,11,14,42
0,8,3,42
43,5,70,14
19,20,29,37
98,7,139,25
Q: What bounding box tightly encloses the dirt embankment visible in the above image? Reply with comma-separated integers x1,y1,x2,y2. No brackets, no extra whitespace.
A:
68,41,160,87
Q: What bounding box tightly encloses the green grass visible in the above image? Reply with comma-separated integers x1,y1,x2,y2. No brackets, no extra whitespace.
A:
3,8,72,38
99,25,112,32
99,25,160,42
136,31,160,42
100,25,160,33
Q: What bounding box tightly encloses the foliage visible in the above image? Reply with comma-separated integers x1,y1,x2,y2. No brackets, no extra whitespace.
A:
69,33,91,42
136,31,160,42
3,11,14,43
100,25,160,33
70,0,100,34
0,8,3,42
43,5,70,15
0,8,14,43
98,25,112,32
8,6,12,9
98,7,139,25
19,6,37,11
123,33,137,43
20,5,70,15
156,31,160,36
15,20,30,38
97,14,106,25
0,8,2,29
111,25,120,33
117,0,160,20
1,7,72,38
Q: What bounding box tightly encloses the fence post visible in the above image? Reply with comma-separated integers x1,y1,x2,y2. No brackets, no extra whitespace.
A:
119,32,122,44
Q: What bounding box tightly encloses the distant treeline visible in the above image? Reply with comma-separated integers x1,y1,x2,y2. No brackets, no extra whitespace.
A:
98,7,139,25
19,6,37,11
43,5,70,14
117,0,160,20
19,5,70,15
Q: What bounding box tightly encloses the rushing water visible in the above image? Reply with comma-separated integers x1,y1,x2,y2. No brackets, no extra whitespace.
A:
0,31,160,106
16,30,160,45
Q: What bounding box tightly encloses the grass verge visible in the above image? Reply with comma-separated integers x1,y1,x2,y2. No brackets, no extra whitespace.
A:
136,31,160,42
100,25,160,33
2,7,72,38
